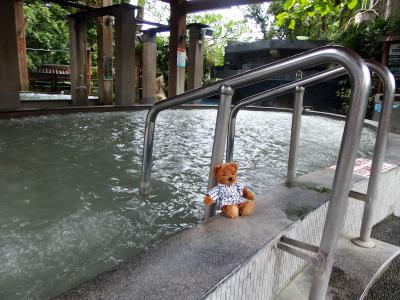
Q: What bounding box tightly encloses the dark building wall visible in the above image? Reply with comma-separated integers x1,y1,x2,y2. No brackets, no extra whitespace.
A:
211,40,343,114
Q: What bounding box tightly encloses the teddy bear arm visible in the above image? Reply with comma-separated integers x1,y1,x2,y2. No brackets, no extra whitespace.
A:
204,194,215,206
243,187,255,200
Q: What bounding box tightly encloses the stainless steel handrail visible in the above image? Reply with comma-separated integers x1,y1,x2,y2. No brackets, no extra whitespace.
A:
225,66,347,162
225,60,396,250
287,86,305,188
353,60,396,248
205,85,235,218
140,45,371,299
140,46,364,193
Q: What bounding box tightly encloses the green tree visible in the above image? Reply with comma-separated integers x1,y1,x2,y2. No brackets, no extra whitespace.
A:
276,0,366,31
246,0,367,40
335,16,400,59
24,1,71,70
188,13,250,67
334,16,400,116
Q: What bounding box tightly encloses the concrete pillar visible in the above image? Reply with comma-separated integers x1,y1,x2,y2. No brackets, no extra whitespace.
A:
96,0,113,105
187,23,207,90
0,0,21,110
69,17,88,106
15,0,29,91
114,7,136,106
142,30,157,104
168,0,186,97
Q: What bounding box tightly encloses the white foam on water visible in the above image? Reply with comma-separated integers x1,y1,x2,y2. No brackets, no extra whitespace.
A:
0,110,375,299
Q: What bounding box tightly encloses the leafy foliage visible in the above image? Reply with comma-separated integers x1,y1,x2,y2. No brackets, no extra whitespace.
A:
156,36,170,80
335,16,400,59
188,13,250,67
246,0,368,40
276,0,366,32
24,1,71,70
244,4,274,39
334,16,400,117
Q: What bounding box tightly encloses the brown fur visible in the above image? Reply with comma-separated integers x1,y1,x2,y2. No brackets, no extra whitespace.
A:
203,162,255,219
221,205,239,218
204,194,214,206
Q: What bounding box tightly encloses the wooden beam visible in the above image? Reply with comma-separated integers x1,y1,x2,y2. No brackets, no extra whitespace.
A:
86,47,92,95
187,23,207,90
45,0,94,10
0,0,21,109
114,6,136,105
97,0,113,105
70,3,138,19
142,30,157,104
168,0,186,97
135,19,169,29
15,0,29,91
69,17,88,106
183,0,273,13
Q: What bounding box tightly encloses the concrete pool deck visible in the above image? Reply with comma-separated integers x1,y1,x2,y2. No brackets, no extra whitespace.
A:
52,124,400,299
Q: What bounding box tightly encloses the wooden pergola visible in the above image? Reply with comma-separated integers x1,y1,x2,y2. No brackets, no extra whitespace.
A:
162,0,271,97
0,0,271,110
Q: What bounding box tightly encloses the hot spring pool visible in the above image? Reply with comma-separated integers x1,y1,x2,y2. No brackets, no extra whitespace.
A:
0,109,375,299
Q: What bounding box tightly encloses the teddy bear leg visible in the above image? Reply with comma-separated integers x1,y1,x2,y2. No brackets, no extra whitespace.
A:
221,205,239,219
238,200,255,216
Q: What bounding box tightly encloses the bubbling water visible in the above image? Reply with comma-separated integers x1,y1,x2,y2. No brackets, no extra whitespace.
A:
0,110,375,299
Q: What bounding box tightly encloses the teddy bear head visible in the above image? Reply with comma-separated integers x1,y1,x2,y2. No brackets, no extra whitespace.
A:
214,162,238,186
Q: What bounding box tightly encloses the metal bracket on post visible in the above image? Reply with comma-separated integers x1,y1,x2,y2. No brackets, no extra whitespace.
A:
348,190,369,202
287,86,305,187
278,236,321,267
205,84,234,219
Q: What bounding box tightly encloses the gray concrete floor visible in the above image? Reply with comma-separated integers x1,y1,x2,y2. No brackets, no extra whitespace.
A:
366,215,400,299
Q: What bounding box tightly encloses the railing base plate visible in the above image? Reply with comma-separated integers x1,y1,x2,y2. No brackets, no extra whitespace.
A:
351,237,376,248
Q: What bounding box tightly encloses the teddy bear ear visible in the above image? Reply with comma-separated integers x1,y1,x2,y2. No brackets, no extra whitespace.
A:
230,162,238,171
213,164,222,176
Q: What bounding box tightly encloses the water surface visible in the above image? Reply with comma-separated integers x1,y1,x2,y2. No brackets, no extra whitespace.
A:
0,110,375,299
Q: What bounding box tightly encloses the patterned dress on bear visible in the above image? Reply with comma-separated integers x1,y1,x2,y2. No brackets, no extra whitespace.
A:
207,183,245,209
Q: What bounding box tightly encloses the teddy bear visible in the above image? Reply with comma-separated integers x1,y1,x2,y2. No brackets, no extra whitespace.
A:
204,162,255,219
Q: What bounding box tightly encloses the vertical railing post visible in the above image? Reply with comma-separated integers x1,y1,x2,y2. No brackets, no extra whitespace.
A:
352,61,396,248
309,59,370,299
226,113,236,163
205,85,234,219
287,86,305,187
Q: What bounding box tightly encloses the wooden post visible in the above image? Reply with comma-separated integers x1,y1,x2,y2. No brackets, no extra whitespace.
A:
96,0,113,105
114,6,136,106
187,23,207,90
0,0,21,109
168,0,187,97
15,0,29,91
86,47,92,96
134,6,144,103
69,16,88,106
142,30,157,104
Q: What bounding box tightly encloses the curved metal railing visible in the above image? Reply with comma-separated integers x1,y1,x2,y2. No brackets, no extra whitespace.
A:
224,60,395,250
225,66,347,162
139,45,371,299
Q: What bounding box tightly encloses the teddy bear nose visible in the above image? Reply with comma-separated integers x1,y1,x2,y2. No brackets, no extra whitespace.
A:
228,177,233,181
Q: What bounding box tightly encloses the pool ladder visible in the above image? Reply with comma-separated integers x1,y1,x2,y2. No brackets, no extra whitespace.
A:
138,46,395,299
